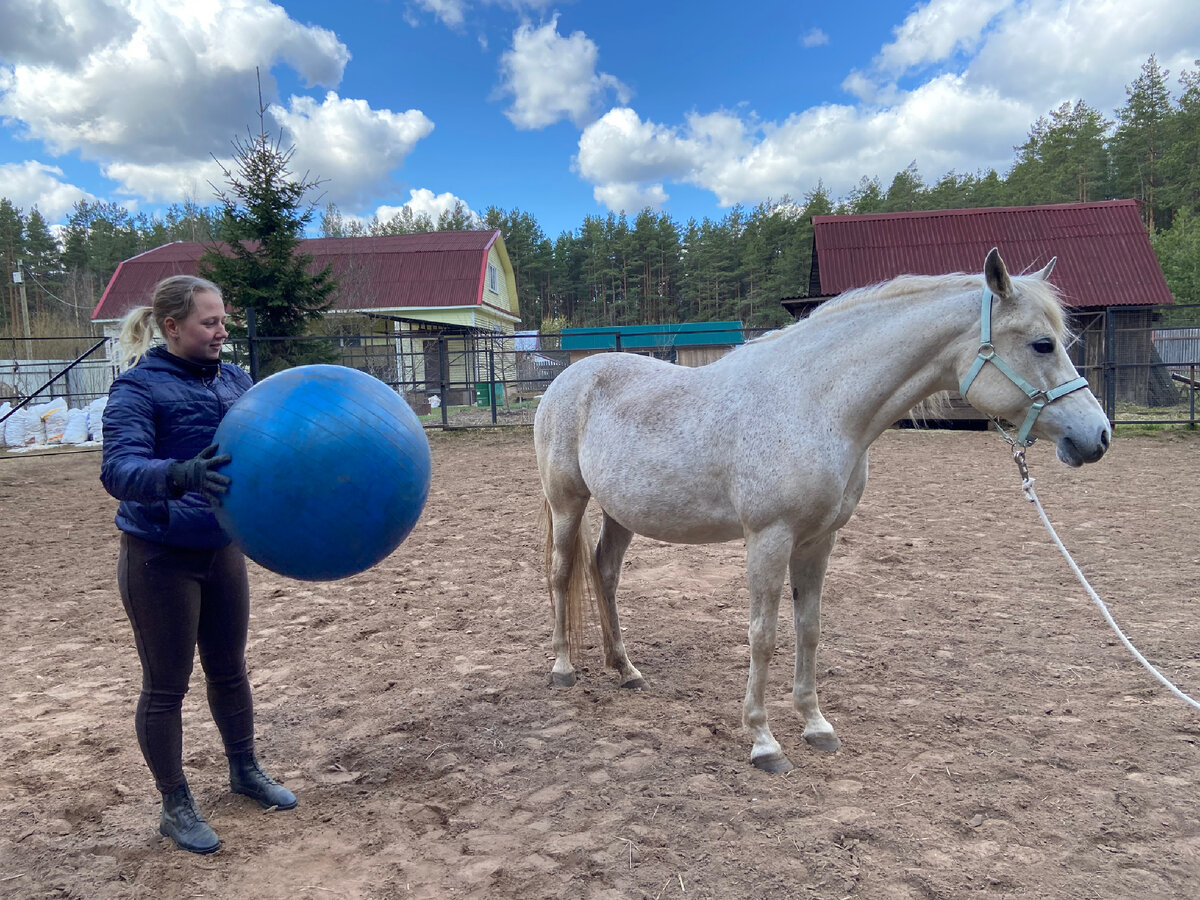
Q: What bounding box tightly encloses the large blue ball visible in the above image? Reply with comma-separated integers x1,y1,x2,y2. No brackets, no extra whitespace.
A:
213,365,431,581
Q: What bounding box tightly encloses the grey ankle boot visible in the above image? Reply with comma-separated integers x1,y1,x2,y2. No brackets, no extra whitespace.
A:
229,753,298,810
160,784,220,854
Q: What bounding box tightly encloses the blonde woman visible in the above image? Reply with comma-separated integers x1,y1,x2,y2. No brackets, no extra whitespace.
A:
101,275,296,854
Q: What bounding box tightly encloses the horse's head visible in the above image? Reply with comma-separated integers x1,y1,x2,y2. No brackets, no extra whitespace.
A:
957,248,1111,467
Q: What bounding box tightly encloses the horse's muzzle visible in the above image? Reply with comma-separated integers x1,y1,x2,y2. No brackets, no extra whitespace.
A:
1056,427,1110,467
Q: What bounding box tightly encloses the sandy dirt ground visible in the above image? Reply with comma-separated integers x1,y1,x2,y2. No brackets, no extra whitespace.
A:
3,427,1200,900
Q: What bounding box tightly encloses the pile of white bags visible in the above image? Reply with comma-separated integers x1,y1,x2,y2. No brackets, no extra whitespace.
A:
0,396,107,450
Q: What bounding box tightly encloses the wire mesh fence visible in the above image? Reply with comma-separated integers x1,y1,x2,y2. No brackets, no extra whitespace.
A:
5,308,1200,441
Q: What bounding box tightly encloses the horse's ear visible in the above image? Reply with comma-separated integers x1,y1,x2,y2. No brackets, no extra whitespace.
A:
1033,256,1056,282
984,247,1014,299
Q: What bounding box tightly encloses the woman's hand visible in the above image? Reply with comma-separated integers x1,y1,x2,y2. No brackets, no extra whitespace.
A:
166,444,232,501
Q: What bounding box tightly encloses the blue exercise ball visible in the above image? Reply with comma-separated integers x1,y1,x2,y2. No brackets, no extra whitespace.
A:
213,365,432,581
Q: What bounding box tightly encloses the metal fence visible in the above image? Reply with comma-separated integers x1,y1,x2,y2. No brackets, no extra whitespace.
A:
6,308,1200,436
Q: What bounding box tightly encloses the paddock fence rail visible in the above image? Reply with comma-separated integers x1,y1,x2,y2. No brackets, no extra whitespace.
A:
4,305,1200,443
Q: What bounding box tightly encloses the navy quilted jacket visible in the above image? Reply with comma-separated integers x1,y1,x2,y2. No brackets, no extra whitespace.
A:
101,345,253,548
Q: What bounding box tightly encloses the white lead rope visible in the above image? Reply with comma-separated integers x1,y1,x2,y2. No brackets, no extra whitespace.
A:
1012,445,1200,714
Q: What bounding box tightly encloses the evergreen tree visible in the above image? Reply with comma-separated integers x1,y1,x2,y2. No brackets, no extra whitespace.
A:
882,163,926,211
1008,101,1111,204
1152,206,1200,303
964,169,1007,208
483,206,552,329
59,200,140,303
435,200,478,231
1162,60,1200,216
845,177,886,214
200,113,337,377
1112,55,1174,230
373,206,435,234
0,199,23,333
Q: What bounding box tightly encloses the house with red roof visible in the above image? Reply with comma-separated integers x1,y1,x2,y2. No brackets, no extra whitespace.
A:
92,230,520,331
92,230,520,403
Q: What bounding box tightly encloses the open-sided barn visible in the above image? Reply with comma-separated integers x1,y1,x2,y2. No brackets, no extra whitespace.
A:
783,200,1175,408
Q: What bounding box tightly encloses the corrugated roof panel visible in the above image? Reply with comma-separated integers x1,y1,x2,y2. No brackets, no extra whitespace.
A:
92,232,501,321
810,201,1172,308
562,321,745,351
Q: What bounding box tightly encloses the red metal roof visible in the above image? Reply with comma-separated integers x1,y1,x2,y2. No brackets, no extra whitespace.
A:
810,200,1173,308
92,230,504,321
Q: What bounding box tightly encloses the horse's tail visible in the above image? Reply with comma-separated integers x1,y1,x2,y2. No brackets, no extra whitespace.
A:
540,496,606,663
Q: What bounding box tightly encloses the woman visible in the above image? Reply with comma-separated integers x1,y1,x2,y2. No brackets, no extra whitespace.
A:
101,275,296,855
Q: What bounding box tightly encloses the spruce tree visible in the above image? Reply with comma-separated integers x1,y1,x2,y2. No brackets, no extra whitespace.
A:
1112,55,1174,231
201,107,337,377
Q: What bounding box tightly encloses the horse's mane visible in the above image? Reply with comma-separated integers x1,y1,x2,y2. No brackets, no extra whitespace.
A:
744,270,1069,348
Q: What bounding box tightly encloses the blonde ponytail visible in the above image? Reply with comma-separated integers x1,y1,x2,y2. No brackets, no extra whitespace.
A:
117,307,157,370
115,275,224,370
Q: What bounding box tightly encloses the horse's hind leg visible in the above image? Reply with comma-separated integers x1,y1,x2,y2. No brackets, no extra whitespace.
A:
547,496,587,687
596,512,645,689
790,532,840,753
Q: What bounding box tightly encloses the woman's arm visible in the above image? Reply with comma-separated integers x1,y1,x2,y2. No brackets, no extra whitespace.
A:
100,378,172,502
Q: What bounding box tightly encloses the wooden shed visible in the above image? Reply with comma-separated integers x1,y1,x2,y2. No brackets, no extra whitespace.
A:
784,200,1175,408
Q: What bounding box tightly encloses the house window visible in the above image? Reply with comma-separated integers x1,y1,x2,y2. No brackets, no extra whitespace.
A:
487,263,499,293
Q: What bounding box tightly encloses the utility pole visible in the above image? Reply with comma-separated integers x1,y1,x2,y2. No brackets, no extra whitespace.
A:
13,261,32,359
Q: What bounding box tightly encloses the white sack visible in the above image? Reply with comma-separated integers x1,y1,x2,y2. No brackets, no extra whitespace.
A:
63,407,90,444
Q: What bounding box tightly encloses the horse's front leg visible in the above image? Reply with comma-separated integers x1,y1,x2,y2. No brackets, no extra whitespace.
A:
743,523,795,774
790,532,840,752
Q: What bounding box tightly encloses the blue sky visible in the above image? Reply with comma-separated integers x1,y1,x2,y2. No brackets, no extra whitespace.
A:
1,0,1198,239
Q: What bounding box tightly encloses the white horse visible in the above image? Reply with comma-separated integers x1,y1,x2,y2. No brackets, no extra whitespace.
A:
534,249,1110,773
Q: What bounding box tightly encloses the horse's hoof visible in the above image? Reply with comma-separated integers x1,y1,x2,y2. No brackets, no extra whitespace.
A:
804,732,841,753
751,753,794,775
550,671,577,688
620,677,647,690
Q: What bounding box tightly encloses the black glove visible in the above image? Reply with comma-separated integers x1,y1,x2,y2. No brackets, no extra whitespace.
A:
166,444,232,501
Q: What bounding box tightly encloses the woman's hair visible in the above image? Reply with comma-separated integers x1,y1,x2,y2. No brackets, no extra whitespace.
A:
116,275,223,369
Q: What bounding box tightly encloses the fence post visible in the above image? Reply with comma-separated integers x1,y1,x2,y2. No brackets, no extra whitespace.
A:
246,307,260,383
488,338,497,425
438,333,449,429
1104,307,1116,422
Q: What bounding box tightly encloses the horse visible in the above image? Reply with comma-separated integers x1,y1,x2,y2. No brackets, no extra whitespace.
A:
533,248,1111,773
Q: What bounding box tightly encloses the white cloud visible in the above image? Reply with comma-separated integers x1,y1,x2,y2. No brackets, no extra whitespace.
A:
0,0,136,69
0,161,97,221
575,108,697,185
968,0,1200,115
875,0,1009,74
102,158,229,204
0,1,440,223
577,0,1200,215
0,1,350,162
270,93,435,208
498,15,630,129
376,188,477,223
801,28,829,49
579,75,1032,213
412,0,469,28
592,181,669,214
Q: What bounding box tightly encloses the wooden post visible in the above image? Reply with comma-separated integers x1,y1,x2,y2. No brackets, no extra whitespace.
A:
14,261,32,359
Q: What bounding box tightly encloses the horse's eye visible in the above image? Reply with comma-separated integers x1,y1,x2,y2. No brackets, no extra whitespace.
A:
1032,338,1055,354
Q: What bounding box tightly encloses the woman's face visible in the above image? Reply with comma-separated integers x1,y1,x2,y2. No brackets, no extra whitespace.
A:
165,290,228,363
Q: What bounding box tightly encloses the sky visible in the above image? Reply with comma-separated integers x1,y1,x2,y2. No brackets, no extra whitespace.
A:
1,0,1199,240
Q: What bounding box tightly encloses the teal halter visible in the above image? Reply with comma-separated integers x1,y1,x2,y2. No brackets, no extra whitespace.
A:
959,287,1091,447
